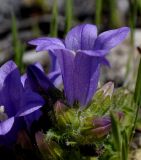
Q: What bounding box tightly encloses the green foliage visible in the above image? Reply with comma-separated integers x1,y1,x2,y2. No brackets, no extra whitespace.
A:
121,131,128,160
100,88,135,160
86,82,114,116
130,58,141,142
50,0,58,37
111,112,121,152
134,58,141,106
12,13,25,72
38,83,136,159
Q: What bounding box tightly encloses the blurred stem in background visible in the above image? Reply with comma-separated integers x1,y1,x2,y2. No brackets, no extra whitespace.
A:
124,0,137,87
123,57,141,159
32,23,41,38
12,13,25,72
129,0,137,45
65,0,73,33
130,57,141,142
50,0,58,37
95,0,102,28
109,0,121,27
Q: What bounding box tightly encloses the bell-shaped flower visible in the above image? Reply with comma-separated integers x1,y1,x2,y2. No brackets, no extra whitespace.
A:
0,61,44,144
29,24,130,106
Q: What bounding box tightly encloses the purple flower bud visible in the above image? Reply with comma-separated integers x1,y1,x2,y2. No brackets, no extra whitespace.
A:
90,124,111,139
93,117,111,128
54,101,68,114
35,132,63,159
116,111,124,120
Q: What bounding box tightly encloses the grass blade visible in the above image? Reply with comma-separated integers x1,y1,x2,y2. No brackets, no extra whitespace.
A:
12,13,24,71
110,112,121,155
134,58,141,105
129,0,137,45
95,0,102,27
50,0,58,37
109,0,121,27
121,131,128,160
65,0,73,33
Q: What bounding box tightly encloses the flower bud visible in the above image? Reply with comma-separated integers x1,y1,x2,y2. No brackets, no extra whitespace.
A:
17,130,32,149
99,82,114,99
54,101,79,129
91,116,111,138
54,101,68,114
93,116,111,127
35,131,63,160
116,111,124,120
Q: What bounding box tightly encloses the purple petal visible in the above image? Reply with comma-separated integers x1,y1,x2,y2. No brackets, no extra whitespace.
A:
48,71,60,81
2,68,24,117
16,91,44,117
48,51,62,86
34,62,44,72
0,117,26,145
21,73,27,86
28,37,65,52
74,52,101,106
48,70,62,87
48,51,60,73
0,117,14,135
91,124,111,138
24,110,42,129
93,117,111,127
65,24,97,50
53,49,75,105
26,65,54,93
17,105,42,117
0,60,17,89
94,27,130,50
100,57,111,67
78,50,109,57
21,62,44,87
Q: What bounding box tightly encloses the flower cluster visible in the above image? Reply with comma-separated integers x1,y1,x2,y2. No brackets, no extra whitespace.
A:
0,61,45,145
0,24,130,159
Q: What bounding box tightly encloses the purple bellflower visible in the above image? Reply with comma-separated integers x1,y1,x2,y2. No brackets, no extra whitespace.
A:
0,61,44,144
29,24,130,106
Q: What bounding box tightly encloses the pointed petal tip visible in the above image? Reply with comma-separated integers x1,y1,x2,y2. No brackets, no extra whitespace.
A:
118,26,130,36
94,26,130,50
28,39,38,46
0,117,15,135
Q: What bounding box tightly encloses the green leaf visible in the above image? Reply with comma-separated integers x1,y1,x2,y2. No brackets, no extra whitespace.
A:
110,112,121,152
121,131,128,160
134,58,141,105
